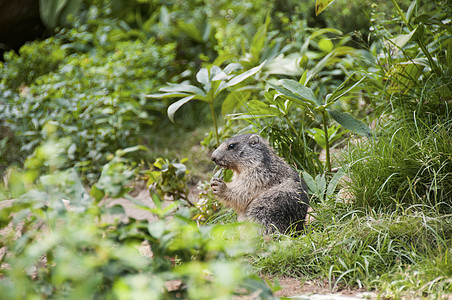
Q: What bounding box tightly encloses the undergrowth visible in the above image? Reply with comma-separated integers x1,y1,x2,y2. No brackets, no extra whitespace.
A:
346,116,452,214
251,205,452,297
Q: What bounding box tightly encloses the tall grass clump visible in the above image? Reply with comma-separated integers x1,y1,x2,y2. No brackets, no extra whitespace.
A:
345,115,452,214
251,208,452,296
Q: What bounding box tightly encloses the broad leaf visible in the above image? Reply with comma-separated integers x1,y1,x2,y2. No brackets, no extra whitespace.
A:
329,74,366,103
212,71,229,82
196,68,211,92
177,21,203,42
226,61,265,88
280,79,321,106
147,92,190,99
159,83,206,98
327,109,372,137
223,63,242,75
167,95,195,122
268,82,307,106
388,26,419,52
326,168,345,198
318,38,334,53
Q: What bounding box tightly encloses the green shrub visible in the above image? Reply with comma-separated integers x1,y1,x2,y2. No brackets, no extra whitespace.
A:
0,22,175,181
0,137,274,299
0,39,66,91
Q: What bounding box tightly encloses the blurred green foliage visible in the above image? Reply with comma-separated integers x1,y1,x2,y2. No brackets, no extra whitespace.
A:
1,16,175,181
0,135,272,299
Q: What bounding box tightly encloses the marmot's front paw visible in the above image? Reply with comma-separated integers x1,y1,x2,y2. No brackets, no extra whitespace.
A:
211,178,226,195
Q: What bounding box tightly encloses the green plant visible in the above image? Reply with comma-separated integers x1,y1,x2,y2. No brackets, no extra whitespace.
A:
346,117,452,213
307,125,348,150
0,21,176,181
39,0,82,29
148,62,265,147
235,72,371,173
146,157,192,205
0,135,276,299
0,38,65,91
302,168,345,202
251,207,452,296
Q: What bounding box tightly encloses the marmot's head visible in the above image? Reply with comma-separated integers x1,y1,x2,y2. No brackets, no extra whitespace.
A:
211,134,272,173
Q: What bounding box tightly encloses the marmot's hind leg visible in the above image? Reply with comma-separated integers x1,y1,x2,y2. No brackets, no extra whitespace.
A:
245,190,308,235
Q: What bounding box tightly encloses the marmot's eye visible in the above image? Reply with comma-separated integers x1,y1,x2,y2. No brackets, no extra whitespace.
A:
228,143,236,150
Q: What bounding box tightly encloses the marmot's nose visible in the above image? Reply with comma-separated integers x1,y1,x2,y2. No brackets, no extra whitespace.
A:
211,149,218,162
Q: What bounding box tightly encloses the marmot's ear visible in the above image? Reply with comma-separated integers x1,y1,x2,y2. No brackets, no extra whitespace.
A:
248,134,260,147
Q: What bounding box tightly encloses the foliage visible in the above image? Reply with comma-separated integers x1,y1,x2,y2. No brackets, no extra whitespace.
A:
0,19,175,181
235,73,371,172
0,0,451,298
0,39,65,91
252,207,452,297
146,157,191,205
346,117,452,214
0,137,274,299
39,0,82,29
148,62,265,147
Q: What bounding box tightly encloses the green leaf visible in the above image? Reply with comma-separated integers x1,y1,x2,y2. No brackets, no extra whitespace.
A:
329,74,367,103
327,109,372,137
280,79,321,106
389,26,419,51
167,95,196,122
247,100,282,117
221,90,251,116
177,21,203,43
384,60,424,94
146,92,191,99
116,145,149,156
267,83,306,105
39,0,82,29
148,220,166,239
226,61,265,88
326,169,345,198
90,184,105,203
196,68,211,92
318,38,334,53
250,14,270,60
406,0,417,23
302,171,317,195
213,53,237,66
159,83,206,98
315,0,337,16
299,70,308,85
105,204,125,215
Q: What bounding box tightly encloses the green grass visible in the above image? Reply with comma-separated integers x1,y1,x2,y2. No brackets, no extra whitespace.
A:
345,116,452,214
247,112,452,298
250,205,452,297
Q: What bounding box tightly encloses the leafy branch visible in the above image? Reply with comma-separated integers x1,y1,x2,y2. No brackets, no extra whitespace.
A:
148,63,265,146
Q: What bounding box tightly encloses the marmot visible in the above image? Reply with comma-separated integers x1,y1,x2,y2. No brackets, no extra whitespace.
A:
211,134,309,234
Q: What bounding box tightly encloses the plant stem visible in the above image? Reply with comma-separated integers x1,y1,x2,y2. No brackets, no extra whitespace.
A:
321,111,331,173
284,115,298,136
209,101,220,147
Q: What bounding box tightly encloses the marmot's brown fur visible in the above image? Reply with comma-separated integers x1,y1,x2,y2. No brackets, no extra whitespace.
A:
211,134,309,234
